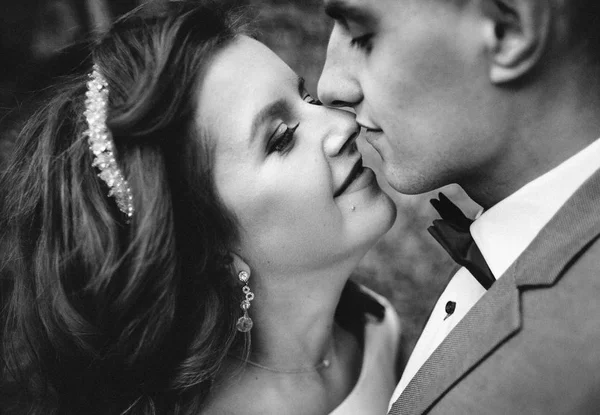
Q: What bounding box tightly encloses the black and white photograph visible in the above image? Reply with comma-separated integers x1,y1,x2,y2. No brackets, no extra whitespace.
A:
1,0,599,413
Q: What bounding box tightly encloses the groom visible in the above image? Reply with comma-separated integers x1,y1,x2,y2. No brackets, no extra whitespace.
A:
318,0,600,413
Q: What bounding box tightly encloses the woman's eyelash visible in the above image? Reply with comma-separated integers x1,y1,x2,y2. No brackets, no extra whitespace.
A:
306,97,322,105
350,33,374,51
269,123,299,154
303,94,322,106
265,86,320,155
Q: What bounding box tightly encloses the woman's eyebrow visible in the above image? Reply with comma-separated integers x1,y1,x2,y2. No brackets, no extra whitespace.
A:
249,98,290,146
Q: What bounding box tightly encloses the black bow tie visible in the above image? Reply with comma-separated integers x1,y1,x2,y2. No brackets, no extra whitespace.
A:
428,193,495,290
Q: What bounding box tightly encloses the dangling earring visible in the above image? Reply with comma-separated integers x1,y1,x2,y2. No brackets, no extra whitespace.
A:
236,270,254,332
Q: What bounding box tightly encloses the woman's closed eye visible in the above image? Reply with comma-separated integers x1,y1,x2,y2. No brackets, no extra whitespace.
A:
265,80,320,155
268,123,299,154
303,93,322,106
299,77,322,106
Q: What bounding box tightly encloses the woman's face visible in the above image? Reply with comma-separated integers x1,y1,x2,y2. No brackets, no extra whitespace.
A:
196,36,396,276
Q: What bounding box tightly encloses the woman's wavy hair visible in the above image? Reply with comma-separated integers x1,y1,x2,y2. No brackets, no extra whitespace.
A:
0,1,250,413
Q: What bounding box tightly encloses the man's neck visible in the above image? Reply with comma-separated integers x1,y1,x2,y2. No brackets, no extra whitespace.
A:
464,65,600,209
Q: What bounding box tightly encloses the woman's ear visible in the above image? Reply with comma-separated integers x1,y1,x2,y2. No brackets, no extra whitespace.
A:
229,251,251,279
481,0,552,84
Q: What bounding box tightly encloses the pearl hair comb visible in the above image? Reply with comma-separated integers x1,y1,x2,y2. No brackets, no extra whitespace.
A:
83,64,134,219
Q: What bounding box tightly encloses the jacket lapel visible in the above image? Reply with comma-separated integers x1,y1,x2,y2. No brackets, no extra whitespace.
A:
391,168,600,415
390,269,521,415
514,166,600,288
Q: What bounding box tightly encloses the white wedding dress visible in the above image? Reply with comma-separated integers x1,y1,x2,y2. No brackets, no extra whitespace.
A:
330,286,401,415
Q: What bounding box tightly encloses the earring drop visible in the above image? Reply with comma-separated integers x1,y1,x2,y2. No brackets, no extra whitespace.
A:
236,270,255,332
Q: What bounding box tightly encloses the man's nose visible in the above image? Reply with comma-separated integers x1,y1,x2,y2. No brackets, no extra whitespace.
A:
317,29,363,108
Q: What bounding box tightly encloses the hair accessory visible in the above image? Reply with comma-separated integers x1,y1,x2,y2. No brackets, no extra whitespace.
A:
236,270,254,332
83,64,134,219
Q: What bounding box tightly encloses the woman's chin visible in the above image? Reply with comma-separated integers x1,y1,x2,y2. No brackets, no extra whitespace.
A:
358,192,398,241
351,212,396,259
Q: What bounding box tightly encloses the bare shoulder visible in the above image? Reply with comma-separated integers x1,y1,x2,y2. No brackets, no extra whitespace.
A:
202,374,318,415
202,364,303,415
201,367,267,415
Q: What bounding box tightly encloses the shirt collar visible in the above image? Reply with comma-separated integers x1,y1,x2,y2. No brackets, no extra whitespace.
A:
470,138,600,279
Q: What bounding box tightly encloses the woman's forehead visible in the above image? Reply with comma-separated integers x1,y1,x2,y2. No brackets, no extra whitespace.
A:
194,36,298,147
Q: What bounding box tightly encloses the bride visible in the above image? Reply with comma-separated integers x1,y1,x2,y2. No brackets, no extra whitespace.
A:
0,1,400,414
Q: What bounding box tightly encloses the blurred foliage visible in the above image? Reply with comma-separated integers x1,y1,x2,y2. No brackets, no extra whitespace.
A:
0,0,480,361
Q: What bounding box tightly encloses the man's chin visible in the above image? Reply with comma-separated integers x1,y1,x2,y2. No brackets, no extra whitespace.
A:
382,166,444,196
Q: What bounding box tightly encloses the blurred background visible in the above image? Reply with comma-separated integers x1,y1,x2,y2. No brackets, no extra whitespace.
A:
0,0,479,363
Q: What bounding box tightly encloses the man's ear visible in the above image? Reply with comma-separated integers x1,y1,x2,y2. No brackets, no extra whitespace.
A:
481,0,552,84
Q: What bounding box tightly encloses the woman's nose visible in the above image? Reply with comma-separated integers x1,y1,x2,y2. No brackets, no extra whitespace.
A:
322,110,361,158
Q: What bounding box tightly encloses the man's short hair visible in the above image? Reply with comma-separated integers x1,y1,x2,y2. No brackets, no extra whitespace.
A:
566,0,600,60
452,0,600,62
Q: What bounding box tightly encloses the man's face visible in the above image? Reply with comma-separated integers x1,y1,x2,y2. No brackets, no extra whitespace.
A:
318,0,508,194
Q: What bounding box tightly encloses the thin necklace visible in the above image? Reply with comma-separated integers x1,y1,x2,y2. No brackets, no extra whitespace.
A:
232,354,332,374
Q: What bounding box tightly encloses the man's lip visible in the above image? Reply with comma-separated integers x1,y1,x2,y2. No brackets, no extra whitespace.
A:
362,127,384,146
357,121,383,133
334,158,363,197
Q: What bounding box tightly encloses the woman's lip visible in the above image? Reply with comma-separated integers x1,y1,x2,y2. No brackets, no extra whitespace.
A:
334,158,363,198
334,163,376,197
342,167,376,196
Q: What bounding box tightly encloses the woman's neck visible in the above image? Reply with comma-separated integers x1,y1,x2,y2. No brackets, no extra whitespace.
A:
247,267,351,370
206,264,364,415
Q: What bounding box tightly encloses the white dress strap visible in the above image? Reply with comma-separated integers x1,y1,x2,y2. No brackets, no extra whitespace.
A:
330,285,401,415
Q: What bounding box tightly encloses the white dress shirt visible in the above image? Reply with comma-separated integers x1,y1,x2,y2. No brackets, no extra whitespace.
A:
389,137,600,409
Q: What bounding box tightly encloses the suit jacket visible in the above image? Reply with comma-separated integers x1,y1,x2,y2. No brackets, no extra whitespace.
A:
389,168,600,415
